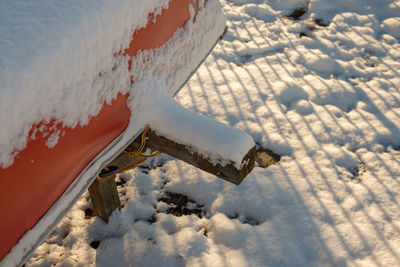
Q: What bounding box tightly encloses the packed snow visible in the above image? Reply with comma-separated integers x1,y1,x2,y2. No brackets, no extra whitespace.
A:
21,0,400,265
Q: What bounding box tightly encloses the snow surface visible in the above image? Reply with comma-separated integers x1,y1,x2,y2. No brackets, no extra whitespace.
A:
0,0,240,170
135,78,254,169
0,0,169,168
1,0,228,169
23,0,400,266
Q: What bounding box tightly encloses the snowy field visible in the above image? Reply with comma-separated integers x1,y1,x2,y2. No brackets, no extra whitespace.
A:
26,0,400,266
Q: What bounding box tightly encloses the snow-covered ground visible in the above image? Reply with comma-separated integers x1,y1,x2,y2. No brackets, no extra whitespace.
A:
26,0,400,266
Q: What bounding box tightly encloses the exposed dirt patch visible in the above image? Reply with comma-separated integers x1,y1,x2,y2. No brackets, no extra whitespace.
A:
228,213,261,226
90,240,101,249
286,6,308,20
314,18,329,27
115,176,128,187
146,214,157,224
159,192,204,218
300,32,311,38
84,207,95,219
256,147,281,168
